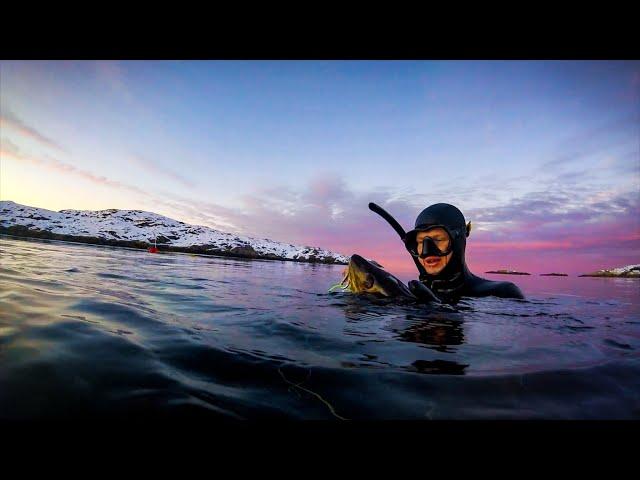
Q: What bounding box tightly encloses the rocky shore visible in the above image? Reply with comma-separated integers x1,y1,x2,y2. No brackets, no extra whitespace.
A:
485,269,531,275
579,265,640,278
0,201,349,265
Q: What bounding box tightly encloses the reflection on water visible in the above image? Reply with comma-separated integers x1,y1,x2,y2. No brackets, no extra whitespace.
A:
399,315,465,353
1,235,639,420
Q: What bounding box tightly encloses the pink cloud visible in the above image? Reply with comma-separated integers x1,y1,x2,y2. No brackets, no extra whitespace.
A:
0,110,67,153
470,240,576,251
1,142,149,198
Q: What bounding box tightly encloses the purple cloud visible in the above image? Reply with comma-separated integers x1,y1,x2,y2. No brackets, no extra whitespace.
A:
178,171,640,274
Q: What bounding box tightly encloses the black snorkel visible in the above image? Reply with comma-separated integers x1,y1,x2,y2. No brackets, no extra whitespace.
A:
368,202,428,280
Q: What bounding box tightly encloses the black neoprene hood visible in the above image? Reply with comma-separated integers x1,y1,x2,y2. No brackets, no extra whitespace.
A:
405,203,467,249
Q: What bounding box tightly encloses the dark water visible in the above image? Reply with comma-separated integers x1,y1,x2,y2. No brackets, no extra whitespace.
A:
1,235,639,420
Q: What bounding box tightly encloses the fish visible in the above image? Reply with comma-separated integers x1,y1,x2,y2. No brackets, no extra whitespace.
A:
330,254,417,298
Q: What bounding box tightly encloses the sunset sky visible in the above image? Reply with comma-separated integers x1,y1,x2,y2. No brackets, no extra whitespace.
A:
1,60,639,276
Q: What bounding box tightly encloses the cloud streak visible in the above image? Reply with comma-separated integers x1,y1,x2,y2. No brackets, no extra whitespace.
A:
93,61,135,105
539,113,639,170
129,154,196,188
1,140,243,233
1,141,149,198
0,109,67,153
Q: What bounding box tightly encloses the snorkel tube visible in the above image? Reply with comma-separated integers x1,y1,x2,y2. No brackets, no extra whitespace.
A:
368,202,428,280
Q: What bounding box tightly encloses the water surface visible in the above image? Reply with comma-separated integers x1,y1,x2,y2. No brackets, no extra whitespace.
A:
1,236,638,420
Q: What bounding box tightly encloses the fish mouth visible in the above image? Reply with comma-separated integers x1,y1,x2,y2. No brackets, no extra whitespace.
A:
344,256,365,291
328,264,353,292
328,255,368,293
330,254,384,294
339,268,352,291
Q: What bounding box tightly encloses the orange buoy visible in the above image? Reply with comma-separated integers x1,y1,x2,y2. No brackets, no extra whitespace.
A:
148,246,158,253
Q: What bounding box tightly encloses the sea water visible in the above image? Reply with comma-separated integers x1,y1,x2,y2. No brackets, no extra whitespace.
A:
1,235,638,420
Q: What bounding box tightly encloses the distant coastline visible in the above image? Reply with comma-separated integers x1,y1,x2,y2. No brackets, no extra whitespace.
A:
485,270,531,275
540,273,568,277
0,200,349,265
0,229,348,265
579,265,640,278
579,273,640,278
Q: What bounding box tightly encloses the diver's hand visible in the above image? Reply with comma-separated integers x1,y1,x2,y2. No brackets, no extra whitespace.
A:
408,280,441,303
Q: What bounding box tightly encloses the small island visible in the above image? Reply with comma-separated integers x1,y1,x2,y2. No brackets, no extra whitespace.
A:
579,264,640,278
485,269,531,275
540,273,568,276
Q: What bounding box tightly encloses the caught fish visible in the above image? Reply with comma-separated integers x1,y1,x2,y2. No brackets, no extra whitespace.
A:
329,254,417,298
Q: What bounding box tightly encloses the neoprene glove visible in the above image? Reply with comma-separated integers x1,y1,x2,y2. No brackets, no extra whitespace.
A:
408,280,442,303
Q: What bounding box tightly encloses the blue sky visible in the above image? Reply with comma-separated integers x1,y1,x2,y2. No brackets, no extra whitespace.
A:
1,60,638,274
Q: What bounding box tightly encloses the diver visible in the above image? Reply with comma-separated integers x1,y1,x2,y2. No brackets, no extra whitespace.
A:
369,202,524,304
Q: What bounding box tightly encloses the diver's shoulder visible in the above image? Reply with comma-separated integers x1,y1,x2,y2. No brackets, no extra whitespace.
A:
467,275,524,299
494,280,525,299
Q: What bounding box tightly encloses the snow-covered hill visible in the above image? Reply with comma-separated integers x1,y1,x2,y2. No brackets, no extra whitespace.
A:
0,200,349,264
580,265,640,277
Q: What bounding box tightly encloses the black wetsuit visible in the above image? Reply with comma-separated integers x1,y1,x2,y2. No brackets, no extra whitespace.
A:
403,203,524,304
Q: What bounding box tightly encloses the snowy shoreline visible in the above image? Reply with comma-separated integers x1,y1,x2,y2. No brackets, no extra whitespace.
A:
579,265,640,278
0,201,349,265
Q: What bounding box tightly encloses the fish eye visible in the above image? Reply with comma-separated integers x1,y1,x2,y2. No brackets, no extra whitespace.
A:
363,274,374,289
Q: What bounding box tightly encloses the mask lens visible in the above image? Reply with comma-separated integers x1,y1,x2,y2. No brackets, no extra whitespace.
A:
417,229,451,257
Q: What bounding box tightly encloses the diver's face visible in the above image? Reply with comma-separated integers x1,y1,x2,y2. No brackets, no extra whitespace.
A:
416,228,452,275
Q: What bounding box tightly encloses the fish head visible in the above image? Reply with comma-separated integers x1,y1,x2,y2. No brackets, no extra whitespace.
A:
339,254,415,298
